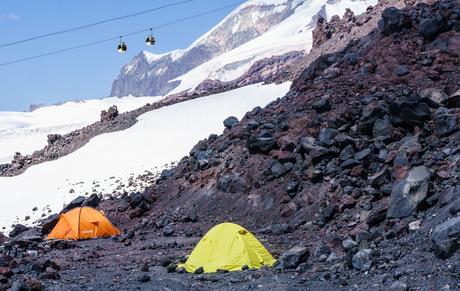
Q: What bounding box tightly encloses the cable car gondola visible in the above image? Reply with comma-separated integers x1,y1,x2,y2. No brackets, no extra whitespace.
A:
145,29,156,46
117,37,127,53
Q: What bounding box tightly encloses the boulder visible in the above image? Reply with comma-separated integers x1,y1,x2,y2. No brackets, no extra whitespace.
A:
352,249,373,271
223,116,239,129
312,98,331,113
271,162,289,178
419,88,447,106
62,196,85,212
82,194,101,208
47,134,62,146
8,224,29,238
447,89,460,108
217,174,248,193
100,105,118,122
342,239,358,250
163,223,175,237
318,128,339,146
378,7,411,36
373,118,393,141
394,65,409,77
389,102,431,124
278,246,309,269
387,166,430,218
247,136,277,154
431,216,460,259
418,14,448,41
434,107,457,137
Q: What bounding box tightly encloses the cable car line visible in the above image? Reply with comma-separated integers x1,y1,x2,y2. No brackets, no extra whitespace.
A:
0,0,198,49
0,1,244,67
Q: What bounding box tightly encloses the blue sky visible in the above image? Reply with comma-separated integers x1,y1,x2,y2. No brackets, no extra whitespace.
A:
0,0,240,111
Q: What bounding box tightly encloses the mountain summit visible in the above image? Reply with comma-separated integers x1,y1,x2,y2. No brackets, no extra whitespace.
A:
110,0,375,97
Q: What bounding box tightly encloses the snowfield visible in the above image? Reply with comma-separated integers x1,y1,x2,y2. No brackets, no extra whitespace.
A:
0,96,163,164
0,82,291,232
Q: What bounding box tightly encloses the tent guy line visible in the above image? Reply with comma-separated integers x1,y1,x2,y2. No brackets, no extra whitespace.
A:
0,1,245,67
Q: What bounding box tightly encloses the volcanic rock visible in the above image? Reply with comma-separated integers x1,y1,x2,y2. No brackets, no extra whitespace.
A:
217,174,248,193
378,7,410,36
223,116,239,129
352,249,373,271
100,105,119,122
434,107,457,137
387,166,430,218
431,216,460,259
278,246,309,269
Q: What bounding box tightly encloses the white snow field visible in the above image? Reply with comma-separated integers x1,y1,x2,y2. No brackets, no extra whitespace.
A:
0,82,291,231
0,96,162,164
168,0,377,94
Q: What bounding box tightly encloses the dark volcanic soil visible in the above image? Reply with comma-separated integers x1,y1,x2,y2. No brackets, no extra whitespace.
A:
1,0,460,290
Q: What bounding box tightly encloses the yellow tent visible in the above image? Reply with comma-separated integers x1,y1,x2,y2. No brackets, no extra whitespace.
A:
47,207,121,240
179,222,276,273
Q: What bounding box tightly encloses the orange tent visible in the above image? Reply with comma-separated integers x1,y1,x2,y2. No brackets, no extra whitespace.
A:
47,207,120,240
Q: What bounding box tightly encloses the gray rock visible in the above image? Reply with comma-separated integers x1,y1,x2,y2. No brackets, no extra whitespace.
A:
419,88,448,106
312,98,331,113
434,107,457,137
390,280,408,291
8,224,29,238
418,14,448,41
163,223,175,237
447,89,460,108
378,7,410,36
10,280,28,291
272,223,290,235
278,246,309,269
62,196,86,212
387,166,430,218
217,174,248,193
342,239,358,250
247,136,277,154
352,249,373,271
223,116,239,129
373,118,393,141
82,194,101,208
319,128,339,146
395,65,409,77
431,216,460,259
271,162,289,178
339,144,355,161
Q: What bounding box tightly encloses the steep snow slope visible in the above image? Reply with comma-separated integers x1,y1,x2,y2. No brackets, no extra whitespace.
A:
169,0,376,94
0,96,162,164
0,82,291,231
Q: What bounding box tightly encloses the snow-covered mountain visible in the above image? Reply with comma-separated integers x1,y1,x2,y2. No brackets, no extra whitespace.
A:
110,0,376,97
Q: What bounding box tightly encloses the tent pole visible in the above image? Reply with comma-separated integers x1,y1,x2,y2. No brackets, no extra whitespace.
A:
77,207,83,239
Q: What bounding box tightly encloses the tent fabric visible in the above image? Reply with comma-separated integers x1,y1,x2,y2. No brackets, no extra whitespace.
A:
47,207,120,240
179,222,276,273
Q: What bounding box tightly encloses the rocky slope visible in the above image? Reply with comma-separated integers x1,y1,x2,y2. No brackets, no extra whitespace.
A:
1,0,460,290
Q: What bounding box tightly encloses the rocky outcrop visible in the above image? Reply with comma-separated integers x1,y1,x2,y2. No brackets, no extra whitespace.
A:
100,105,119,122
